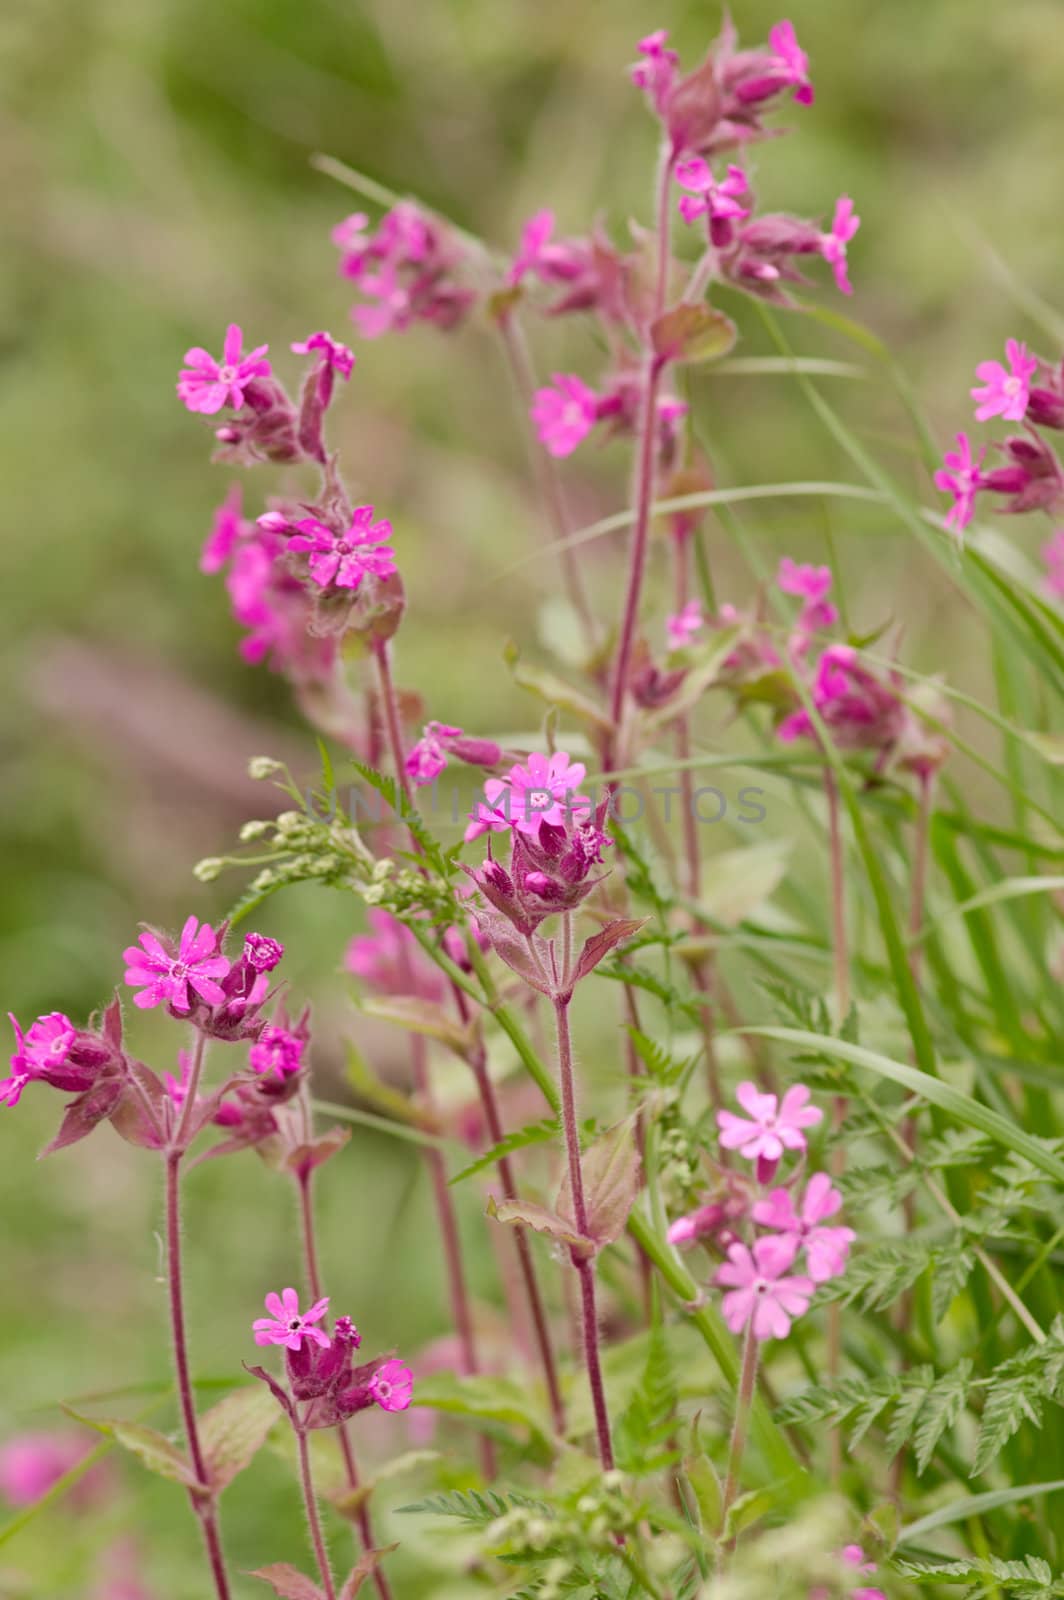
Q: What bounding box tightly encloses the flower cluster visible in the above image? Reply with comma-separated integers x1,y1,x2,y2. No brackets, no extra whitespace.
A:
124,917,282,1041
332,203,475,338
934,336,1064,573
405,721,503,788
250,1289,413,1428
668,1082,854,1341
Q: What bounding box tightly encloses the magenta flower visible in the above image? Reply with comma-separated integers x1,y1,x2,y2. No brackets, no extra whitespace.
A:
508,210,556,286
253,1288,331,1352
2,1012,75,1107
201,484,249,574
291,330,355,380
676,159,751,243
288,507,396,590
346,910,444,1003
406,721,463,787
467,751,590,841
630,29,679,115
369,1359,414,1412
752,1172,856,1282
971,338,1039,423
778,556,838,645
934,431,987,534
123,917,229,1012
333,1315,362,1348
715,1235,814,1340
177,324,271,414
666,600,705,650
531,374,600,458
1043,529,1064,600
767,19,814,104
0,1433,96,1507
248,1026,305,1085
819,197,860,295
717,1081,823,1177
243,932,285,973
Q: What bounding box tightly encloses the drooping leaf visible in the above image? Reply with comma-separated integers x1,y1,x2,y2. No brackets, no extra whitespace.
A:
39,1076,125,1158
248,1564,324,1599
201,1387,279,1493
570,918,649,987
558,1115,642,1250
651,303,737,365
358,994,476,1059
486,1194,592,1257
340,1546,399,1599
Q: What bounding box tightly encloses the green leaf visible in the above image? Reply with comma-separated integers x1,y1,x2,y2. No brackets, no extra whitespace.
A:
486,1193,592,1257
558,1114,642,1251
651,303,738,364
913,1360,971,1474
397,1488,546,1523
200,1386,279,1493
449,1117,560,1186
96,1420,197,1487
697,841,792,928
898,1480,1064,1545
730,1028,1064,1187
358,994,476,1059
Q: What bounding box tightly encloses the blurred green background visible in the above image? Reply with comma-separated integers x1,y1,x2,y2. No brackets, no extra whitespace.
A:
2,0,1062,1592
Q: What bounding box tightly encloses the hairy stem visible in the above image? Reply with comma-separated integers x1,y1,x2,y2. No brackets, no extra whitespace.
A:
297,1426,338,1600
163,1148,232,1600
453,984,565,1434
719,1322,760,1561
609,146,675,749
552,944,614,1469
295,1165,393,1600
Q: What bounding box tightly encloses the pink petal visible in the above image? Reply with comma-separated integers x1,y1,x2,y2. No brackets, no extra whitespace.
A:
264,1293,287,1320
223,324,243,366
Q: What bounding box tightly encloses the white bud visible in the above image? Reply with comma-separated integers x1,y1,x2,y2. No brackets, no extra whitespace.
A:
248,756,283,780
193,857,224,883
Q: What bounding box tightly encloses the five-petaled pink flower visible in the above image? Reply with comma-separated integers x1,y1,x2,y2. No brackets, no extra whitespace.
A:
630,29,679,115
123,917,229,1012
288,508,396,590
933,431,986,535
466,751,590,841
767,19,814,105
177,324,271,414
717,1081,823,1177
369,1359,414,1412
667,600,704,650
715,1235,814,1340
676,159,751,240
819,197,860,295
406,722,463,787
971,338,1039,423
291,331,356,380
752,1172,856,1282
531,375,600,457
253,1288,331,1351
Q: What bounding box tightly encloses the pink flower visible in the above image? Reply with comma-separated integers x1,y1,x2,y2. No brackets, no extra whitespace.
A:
752,1173,856,1282
715,1235,814,1340
767,20,814,105
369,1359,414,1412
531,374,600,458
177,323,271,414
253,1287,331,1351
0,1432,95,1507
201,484,249,574
819,197,860,295
123,917,229,1012
778,557,838,645
630,29,679,115
346,910,444,1002
248,1026,305,1085
666,600,704,649
406,721,463,787
331,212,371,255
291,330,355,380
1043,529,1064,600
717,1081,822,1176
466,751,590,841
508,210,556,286
971,338,1039,423
933,431,987,535
676,159,751,243
243,932,285,973
288,507,396,590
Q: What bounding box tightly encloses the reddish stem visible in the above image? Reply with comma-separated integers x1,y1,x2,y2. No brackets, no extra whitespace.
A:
453,984,565,1434
552,977,614,1469
297,1426,338,1600
371,639,494,1479
719,1322,760,1561
296,1169,393,1600
163,1151,233,1600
